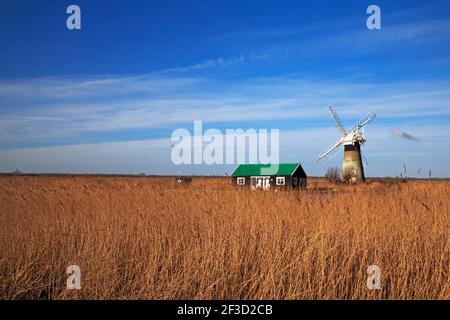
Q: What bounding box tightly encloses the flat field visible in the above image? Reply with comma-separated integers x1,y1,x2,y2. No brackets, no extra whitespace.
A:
0,176,448,299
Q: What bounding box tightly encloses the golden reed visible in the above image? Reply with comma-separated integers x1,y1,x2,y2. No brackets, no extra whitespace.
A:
0,176,448,299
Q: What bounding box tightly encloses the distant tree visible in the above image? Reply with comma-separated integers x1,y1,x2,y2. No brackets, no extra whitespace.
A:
325,166,340,183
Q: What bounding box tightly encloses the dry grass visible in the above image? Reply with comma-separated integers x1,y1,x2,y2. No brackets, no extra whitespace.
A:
0,176,448,299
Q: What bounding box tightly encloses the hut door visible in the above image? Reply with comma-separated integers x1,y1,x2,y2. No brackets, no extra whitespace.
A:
256,176,270,190
251,176,270,190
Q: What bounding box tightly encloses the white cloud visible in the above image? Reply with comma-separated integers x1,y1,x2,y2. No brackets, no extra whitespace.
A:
391,128,421,141
0,75,204,99
1,123,448,177
0,138,170,174
1,74,449,146
163,55,245,72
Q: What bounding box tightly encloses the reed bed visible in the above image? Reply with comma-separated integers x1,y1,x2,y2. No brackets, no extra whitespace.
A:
0,176,448,299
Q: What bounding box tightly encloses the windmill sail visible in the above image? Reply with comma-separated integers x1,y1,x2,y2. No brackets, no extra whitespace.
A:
315,105,376,183
349,110,376,133
361,151,369,167
328,105,347,136
316,138,343,163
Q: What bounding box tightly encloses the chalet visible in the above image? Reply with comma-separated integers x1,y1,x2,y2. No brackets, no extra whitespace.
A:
231,163,307,190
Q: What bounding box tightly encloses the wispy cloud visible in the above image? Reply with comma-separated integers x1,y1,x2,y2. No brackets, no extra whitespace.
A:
206,6,450,63
391,129,421,141
1,3,450,176
0,73,449,148
163,55,246,73
0,75,204,100
1,123,448,177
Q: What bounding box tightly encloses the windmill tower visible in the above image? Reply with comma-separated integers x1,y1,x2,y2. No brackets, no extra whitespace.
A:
316,106,376,182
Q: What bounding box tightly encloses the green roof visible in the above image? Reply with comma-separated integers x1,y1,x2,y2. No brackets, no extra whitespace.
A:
231,163,301,177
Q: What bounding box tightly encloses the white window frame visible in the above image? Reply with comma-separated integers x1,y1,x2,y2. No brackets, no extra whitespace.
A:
276,176,285,186
237,177,246,185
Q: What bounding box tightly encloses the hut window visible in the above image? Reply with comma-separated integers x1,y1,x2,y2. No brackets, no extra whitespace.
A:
276,177,285,185
237,177,245,185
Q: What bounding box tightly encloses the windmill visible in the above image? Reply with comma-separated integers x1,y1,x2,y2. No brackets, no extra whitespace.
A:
316,105,376,182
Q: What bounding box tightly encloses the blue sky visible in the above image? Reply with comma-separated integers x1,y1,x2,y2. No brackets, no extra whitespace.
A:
0,0,449,177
